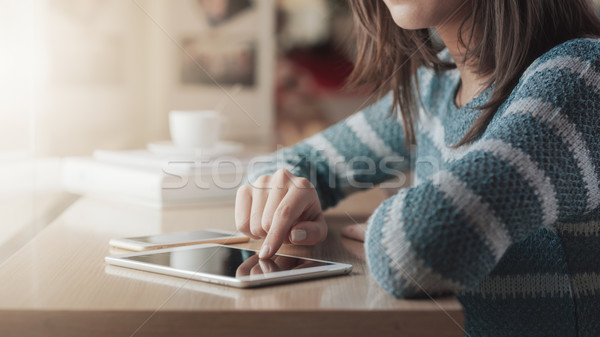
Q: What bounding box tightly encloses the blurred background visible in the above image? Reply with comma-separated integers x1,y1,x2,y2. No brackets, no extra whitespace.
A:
0,0,371,261
0,0,364,156
1,0,599,261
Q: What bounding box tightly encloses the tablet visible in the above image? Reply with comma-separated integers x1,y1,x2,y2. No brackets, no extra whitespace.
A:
109,229,249,251
105,243,353,288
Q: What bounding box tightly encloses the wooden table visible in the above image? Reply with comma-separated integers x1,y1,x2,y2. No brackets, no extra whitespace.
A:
0,197,464,337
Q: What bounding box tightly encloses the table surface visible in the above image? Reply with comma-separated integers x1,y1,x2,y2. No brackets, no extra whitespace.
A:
0,196,464,337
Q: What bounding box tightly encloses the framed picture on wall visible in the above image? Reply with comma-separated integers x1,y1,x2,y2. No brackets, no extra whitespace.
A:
146,0,275,145
180,35,256,87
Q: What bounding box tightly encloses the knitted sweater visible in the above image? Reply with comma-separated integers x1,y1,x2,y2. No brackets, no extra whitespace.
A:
247,38,600,337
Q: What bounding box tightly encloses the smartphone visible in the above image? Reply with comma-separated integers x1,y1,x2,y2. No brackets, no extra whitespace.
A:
109,229,249,251
105,243,353,288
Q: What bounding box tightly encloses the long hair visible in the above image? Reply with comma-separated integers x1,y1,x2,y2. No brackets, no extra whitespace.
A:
347,0,600,146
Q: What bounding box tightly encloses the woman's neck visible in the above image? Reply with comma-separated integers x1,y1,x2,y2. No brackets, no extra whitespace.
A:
435,18,488,108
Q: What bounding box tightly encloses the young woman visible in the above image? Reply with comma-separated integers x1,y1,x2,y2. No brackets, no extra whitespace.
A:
235,1,600,335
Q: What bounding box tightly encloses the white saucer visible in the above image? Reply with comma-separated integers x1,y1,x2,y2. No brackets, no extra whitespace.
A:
148,141,244,158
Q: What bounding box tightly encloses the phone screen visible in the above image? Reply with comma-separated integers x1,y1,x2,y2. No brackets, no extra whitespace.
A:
122,246,330,278
129,231,233,244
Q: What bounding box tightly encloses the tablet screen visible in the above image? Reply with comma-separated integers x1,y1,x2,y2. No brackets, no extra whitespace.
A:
122,246,331,278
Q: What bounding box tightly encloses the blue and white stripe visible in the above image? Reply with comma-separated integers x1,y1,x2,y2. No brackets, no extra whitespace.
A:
247,38,600,337
380,189,465,294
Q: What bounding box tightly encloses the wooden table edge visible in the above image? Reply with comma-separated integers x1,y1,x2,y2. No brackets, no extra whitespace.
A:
0,309,464,337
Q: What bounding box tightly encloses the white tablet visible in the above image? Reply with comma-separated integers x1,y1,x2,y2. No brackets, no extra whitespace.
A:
109,229,249,251
105,243,353,288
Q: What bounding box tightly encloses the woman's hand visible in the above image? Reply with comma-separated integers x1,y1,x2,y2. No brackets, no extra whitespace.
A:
235,169,327,259
340,224,367,242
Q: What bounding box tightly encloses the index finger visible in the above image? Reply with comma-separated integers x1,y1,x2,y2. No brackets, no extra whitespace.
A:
258,186,319,259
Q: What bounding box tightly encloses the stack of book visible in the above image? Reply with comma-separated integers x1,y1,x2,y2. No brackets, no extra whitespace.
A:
62,149,268,208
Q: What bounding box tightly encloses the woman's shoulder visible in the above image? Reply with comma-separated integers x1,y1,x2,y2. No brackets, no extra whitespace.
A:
538,37,600,61
497,37,600,128
521,38,600,82
514,38,600,95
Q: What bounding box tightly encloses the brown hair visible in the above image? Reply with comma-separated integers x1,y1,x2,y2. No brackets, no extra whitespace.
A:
347,0,600,146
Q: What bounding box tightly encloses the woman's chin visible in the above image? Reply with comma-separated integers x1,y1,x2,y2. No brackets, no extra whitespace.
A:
386,6,433,30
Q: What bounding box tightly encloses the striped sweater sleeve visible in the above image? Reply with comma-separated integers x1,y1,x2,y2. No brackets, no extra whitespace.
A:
246,93,412,210
365,38,600,298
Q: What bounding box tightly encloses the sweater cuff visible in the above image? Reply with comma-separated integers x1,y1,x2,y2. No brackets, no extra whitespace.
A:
365,189,463,298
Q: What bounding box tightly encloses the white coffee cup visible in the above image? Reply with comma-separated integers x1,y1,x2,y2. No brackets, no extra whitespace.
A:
169,110,225,149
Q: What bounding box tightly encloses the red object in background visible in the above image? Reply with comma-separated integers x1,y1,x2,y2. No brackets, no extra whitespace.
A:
285,45,354,95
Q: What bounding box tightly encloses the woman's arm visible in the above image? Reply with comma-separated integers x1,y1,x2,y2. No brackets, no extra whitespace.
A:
366,41,600,297
236,93,412,259
246,93,411,210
